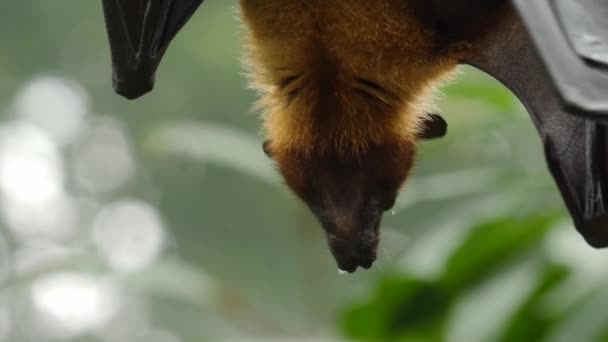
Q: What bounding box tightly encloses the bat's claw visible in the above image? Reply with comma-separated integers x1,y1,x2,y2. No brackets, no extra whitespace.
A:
102,0,204,99
582,216,608,248
113,76,155,100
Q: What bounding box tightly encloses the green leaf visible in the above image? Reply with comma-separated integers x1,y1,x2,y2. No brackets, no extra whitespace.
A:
341,276,451,341
143,121,280,185
498,263,570,342
439,214,560,295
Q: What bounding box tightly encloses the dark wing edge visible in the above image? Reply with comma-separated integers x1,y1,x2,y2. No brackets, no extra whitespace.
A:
463,6,608,247
101,0,204,99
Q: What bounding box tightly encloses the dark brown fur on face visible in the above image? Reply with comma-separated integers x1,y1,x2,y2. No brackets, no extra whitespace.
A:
240,0,506,271
275,144,414,272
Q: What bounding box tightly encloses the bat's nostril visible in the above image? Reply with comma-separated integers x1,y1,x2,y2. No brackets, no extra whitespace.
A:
337,258,359,273
328,233,378,273
359,256,375,269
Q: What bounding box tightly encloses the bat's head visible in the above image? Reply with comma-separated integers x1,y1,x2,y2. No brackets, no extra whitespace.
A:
263,114,447,272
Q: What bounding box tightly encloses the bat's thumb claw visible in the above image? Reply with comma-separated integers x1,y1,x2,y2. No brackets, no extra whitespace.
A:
113,75,155,100
582,216,608,248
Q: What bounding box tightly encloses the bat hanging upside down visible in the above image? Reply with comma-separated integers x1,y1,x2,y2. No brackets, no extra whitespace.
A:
239,0,507,272
106,0,605,273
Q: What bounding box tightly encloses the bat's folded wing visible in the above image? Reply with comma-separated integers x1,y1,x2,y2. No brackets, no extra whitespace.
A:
101,0,204,99
513,0,608,117
464,5,608,247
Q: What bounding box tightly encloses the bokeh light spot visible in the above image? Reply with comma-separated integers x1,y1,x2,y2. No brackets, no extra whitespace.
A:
0,123,63,205
31,273,120,337
73,117,135,193
92,199,165,272
13,76,88,146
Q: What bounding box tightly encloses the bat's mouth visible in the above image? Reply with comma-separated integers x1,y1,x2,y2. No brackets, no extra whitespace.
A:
326,219,381,273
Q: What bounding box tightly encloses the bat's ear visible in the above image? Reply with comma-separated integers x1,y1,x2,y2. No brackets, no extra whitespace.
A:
418,113,447,140
262,140,273,158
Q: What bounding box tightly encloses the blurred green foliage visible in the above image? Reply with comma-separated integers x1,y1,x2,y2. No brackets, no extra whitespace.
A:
342,215,561,341
0,2,606,342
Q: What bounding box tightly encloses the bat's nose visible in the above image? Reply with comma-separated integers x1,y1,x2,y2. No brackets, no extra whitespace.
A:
310,183,384,271
327,231,378,273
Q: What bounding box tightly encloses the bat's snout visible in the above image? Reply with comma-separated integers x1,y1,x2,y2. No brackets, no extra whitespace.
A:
325,219,381,273
328,233,378,273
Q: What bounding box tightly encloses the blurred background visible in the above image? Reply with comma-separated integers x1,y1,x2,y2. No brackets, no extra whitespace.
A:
0,2,606,342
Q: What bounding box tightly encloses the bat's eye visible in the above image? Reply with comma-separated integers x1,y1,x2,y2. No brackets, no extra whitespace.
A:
262,140,273,158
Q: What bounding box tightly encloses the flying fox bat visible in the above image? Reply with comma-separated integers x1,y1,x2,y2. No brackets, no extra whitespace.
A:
102,0,608,272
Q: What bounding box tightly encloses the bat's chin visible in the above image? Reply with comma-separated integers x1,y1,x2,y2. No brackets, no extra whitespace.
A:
326,219,381,273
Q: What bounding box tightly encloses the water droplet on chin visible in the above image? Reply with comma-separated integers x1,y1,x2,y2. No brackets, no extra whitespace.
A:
391,210,396,216
338,269,348,275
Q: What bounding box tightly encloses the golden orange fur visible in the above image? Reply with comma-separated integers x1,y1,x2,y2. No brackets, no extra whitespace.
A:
236,0,507,272
239,0,466,157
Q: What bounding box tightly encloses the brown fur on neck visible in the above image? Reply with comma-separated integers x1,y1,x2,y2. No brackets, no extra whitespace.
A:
238,0,508,272
239,0,464,158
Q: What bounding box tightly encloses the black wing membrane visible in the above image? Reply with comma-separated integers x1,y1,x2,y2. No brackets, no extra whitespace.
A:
101,0,204,99
464,6,608,247
513,0,608,116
